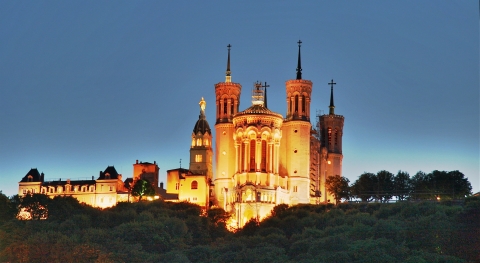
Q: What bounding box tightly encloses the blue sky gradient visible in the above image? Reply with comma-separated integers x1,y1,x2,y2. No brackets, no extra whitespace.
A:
0,1,478,196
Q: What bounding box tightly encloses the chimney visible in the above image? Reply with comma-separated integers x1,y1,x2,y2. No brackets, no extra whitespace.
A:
160,182,164,189
136,160,138,164
154,161,156,165
92,176,94,180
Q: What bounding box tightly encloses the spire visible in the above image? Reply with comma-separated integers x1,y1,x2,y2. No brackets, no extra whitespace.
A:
263,82,270,108
226,44,231,83
328,79,336,115
296,40,302,80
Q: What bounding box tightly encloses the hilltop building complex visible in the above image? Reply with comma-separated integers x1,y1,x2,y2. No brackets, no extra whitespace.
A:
18,42,344,227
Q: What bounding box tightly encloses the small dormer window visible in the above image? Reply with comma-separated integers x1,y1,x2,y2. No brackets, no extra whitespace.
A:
105,173,110,179
27,175,33,182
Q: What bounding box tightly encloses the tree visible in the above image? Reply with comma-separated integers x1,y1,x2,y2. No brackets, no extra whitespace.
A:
325,175,350,204
430,170,472,200
376,170,394,202
131,179,156,201
17,193,50,220
0,191,16,224
351,173,377,202
393,171,411,201
410,171,432,200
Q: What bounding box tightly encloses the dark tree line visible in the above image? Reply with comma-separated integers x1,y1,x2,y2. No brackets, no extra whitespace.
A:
1,190,479,262
326,170,472,203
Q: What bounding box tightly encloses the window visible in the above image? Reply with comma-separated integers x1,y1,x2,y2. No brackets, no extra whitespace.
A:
223,98,227,114
302,95,306,113
230,98,234,115
249,139,256,171
27,175,33,182
193,197,197,201
90,186,94,192
195,154,202,162
196,138,202,146
335,129,338,146
109,186,113,191
261,140,266,172
191,181,198,190
105,173,110,179
293,186,298,192
294,95,299,112
23,189,26,194
328,127,332,147
204,139,209,146
175,183,179,190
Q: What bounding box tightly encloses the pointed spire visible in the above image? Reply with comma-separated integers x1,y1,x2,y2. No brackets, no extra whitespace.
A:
328,79,336,115
296,40,302,80
226,44,232,83
263,82,269,109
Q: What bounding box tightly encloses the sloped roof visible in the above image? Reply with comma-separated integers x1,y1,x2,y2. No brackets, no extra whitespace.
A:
98,166,120,180
193,115,211,135
20,168,43,182
236,104,283,118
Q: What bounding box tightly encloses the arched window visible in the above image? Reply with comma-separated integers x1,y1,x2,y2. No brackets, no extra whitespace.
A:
334,129,338,146
204,139,209,146
261,140,267,172
294,95,299,112
249,139,256,171
230,98,234,115
196,138,202,146
241,143,246,172
328,127,332,147
302,95,306,113
223,98,227,114
191,181,198,190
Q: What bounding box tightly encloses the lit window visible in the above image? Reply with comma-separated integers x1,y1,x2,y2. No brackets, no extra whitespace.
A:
197,138,202,146
293,186,298,192
195,154,202,162
191,181,198,190
109,186,113,191
22,189,26,194
175,183,179,190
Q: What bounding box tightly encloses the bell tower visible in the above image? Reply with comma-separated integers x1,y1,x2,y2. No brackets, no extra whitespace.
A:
280,40,313,204
189,97,213,180
320,80,344,202
214,44,242,207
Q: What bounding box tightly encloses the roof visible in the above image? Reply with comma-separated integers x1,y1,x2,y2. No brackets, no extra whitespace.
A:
193,117,211,135
42,180,96,186
20,168,43,182
235,104,283,118
97,166,120,180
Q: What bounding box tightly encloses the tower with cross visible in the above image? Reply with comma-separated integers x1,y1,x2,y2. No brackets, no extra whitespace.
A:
280,39,314,205
319,79,345,203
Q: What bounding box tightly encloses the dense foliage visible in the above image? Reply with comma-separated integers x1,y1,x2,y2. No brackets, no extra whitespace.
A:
0,191,478,263
338,170,473,203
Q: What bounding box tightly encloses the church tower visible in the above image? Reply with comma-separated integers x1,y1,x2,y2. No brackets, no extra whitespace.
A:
280,40,313,204
214,45,242,206
319,80,344,202
189,97,213,180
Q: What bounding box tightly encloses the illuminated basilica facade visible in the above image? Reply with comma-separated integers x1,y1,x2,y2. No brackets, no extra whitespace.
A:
17,42,344,227
203,42,345,226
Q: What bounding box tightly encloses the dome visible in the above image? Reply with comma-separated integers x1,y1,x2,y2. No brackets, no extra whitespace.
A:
236,104,283,118
193,116,211,135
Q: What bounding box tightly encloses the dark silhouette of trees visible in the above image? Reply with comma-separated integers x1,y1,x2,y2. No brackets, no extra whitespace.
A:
375,170,394,202
325,175,350,204
351,172,377,202
131,179,156,201
393,171,411,200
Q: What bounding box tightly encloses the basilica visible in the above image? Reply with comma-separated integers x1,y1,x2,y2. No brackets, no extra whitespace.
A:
183,42,345,226
18,42,344,227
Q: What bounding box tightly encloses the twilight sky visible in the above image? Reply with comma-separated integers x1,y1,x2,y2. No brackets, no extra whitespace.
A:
0,1,478,196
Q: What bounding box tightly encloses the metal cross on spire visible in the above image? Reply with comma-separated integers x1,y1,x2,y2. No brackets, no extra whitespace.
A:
262,82,270,108
328,79,336,115
226,44,232,82
296,40,302,80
